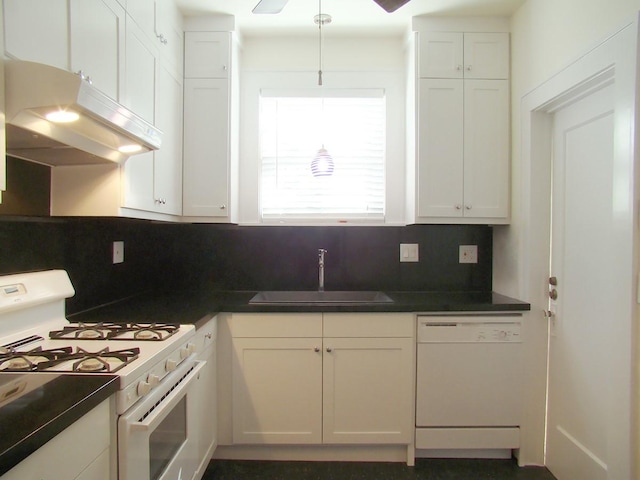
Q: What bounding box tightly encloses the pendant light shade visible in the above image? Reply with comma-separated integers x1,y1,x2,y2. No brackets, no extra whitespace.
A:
311,146,334,177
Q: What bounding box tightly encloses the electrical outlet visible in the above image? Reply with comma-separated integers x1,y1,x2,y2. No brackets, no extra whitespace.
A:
113,241,124,264
459,245,478,264
400,243,419,262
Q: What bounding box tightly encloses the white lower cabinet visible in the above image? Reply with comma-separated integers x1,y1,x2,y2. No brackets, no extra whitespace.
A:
230,313,414,446
2,399,114,480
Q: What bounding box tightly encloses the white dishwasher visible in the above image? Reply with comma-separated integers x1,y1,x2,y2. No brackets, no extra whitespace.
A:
415,314,522,454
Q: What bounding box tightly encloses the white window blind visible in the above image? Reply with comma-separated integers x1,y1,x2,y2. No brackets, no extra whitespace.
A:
259,89,386,221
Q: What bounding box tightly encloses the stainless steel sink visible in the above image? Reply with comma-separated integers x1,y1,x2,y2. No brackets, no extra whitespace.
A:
249,291,394,305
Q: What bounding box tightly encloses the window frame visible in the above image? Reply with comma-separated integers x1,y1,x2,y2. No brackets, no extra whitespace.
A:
239,70,406,226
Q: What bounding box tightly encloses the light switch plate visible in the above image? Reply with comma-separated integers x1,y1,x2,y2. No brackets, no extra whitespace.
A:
113,241,124,264
400,243,419,262
459,245,478,264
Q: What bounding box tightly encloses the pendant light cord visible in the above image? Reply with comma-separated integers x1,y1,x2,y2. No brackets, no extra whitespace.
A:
318,0,323,86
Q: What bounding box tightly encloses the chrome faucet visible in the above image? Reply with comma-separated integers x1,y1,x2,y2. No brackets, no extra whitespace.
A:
318,249,327,292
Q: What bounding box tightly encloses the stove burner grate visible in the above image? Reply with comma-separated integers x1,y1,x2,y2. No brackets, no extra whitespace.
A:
0,346,73,372
49,322,180,341
35,347,141,374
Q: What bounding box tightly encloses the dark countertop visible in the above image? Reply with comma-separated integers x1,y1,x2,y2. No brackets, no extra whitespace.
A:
68,290,530,325
0,373,118,476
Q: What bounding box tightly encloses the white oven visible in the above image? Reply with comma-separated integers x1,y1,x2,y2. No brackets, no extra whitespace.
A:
118,354,205,480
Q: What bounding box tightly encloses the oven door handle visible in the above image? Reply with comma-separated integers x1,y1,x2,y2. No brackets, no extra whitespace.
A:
128,358,205,433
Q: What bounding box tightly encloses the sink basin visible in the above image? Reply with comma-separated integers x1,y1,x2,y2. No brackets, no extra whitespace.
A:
249,291,394,305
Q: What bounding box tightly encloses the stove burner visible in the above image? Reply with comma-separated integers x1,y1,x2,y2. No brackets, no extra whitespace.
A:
49,322,180,341
76,357,108,372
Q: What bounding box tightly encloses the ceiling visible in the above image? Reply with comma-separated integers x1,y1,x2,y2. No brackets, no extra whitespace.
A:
174,0,526,36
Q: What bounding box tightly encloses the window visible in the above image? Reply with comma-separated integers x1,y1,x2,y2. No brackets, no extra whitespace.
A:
259,89,386,221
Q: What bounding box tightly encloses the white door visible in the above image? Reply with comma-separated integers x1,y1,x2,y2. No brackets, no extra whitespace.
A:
546,81,618,479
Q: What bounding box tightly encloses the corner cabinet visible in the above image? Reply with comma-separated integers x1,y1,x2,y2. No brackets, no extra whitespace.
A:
182,30,239,222
230,313,414,447
410,27,510,224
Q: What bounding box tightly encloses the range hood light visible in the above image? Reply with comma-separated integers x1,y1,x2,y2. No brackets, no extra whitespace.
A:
118,144,143,154
45,110,80,123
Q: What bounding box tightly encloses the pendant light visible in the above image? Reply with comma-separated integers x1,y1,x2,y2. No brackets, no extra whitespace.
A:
311,0,334,177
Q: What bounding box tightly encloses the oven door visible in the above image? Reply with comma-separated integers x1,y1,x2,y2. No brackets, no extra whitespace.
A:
118,356,205,480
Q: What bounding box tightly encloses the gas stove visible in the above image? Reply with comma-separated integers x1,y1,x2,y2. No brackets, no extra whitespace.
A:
0,270,196,414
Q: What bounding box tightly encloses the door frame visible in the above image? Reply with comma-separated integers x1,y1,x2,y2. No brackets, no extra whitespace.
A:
519,16,639,477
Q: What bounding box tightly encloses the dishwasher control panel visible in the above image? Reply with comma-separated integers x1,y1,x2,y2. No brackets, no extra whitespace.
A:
418,317,522,343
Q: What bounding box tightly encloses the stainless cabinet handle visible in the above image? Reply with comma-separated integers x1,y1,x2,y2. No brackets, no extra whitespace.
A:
549,289,558,300
157,33,168,45
455,205,462,210
326,347,332,353
314,347,320,353
465,205,472,210
223,65,228,71
466,65,472,71
456,65,462,71
220,204,227,210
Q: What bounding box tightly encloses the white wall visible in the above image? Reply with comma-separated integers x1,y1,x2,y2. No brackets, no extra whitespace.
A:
494,0,640,297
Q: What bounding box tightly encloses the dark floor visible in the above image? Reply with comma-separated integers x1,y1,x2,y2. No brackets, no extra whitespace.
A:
203,459,557,480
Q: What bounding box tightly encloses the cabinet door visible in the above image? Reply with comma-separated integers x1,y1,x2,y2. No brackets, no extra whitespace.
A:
125,0,155,41
4,0,69,70
322,337,413,444
232,337,322,444
463,33,509,80
463,79,509,218
122,17,158,124
183,78,230,217
419,32,463,79
153,63,183,215
70,0,125,102
417,79,464,218
156,0,184,77
184,32,230,79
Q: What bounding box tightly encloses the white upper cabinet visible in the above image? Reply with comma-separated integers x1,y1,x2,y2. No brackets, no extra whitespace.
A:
412,24,510,224
70,0,125,102
420,32,509,79
183,30,237,222
3,0,69,69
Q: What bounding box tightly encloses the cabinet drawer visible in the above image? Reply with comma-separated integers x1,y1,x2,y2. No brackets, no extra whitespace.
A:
323,313,414,338
230,313,322,337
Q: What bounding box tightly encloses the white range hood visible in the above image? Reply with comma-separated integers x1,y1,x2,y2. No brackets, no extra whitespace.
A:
4,61,162,166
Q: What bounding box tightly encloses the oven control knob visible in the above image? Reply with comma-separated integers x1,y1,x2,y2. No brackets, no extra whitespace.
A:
148,374,161,386
166,358,179,372
180,343,195,359
137,380,152,397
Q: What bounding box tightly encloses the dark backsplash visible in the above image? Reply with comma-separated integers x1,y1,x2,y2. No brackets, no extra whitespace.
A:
0,218,492,314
